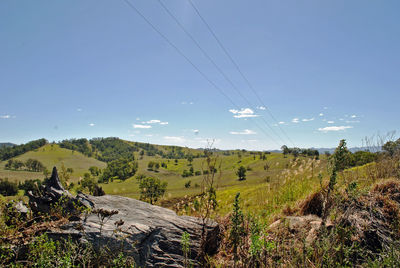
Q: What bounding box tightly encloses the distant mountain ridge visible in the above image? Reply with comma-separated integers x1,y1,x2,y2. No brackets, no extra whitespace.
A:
268,146,380,154
0,142,16,149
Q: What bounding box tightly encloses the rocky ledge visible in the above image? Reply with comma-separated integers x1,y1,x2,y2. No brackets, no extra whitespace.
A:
28,167,220,267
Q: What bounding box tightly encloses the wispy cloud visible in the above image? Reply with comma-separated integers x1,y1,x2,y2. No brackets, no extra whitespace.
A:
278,121,285,125
193,129,199,135
144,119,161,124
229,108,259,118
319,113,324,116
292,118,299,123
181,101,194,105
133,124,152,129
318,126,353,132
142,119,168,125
77,108,82,112
257,106,266,110
350,115,357,118
346,120,360,123
0,115,11,119
327,121,334,124
229,129,257,135
302,118,314,122
164,136,185,143
89,123,95,127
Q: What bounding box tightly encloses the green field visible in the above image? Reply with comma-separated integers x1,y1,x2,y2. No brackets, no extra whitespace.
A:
0,144,106,182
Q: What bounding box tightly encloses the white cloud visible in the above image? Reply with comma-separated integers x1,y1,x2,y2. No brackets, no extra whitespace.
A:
0,115,11,119
89,123,95,127
292,118,299,123
302,118,314,122
278,121,285,125
257,106,266,110
229,129,257,135
77,108,82,112
136,117,140,121
351,115,357,118
229,108,259,118
319,113,324,116
142,119,168,125
323,107,328,110
327,121,334,124
144,119,161,124
164,136,185,143
193,129,199,135
346,120,360,123
145,134,153,137
133,124,152,129
318,126,353,132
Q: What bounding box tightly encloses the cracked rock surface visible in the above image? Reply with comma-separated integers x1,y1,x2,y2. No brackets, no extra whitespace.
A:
34,167,219,267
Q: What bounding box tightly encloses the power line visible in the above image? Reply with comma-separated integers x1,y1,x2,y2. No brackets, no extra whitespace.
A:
121,0,282,148
156,0,289,146
187,0,295,147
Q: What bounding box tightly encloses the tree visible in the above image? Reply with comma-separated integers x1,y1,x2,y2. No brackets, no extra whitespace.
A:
187,155,193,166
101,158,138,183
236,166,247,181
382,138,400,156
332,139,351,172
80,173,97,194
25,159,45,172
154,162,160,171
0,178,19,196
137,176,167,205
281,145,290,157
147,161,154,170
89,166,101,177
12,160,25,170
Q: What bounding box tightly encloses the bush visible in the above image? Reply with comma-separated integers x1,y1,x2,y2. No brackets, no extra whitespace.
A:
0,179,18,196
137,176,167,205
18,179,42,196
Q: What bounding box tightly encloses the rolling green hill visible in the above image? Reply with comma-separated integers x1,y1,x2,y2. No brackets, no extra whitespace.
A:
0,144,106,182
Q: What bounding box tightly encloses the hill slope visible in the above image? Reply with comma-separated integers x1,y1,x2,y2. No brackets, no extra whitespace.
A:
0,144,106,182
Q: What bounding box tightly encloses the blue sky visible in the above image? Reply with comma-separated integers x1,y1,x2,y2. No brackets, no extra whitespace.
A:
1,0,399,150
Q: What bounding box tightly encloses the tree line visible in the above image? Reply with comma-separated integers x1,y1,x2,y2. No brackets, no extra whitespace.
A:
0,138,47,161
5,158,46,172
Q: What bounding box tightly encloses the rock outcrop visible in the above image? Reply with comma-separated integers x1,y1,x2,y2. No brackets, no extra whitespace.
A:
28,167,220,267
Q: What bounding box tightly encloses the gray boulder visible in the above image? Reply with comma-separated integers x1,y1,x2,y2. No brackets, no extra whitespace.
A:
29,167,220,267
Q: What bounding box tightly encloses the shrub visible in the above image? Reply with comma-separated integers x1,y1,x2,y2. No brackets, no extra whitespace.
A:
0,179,18,196
137,176,167,205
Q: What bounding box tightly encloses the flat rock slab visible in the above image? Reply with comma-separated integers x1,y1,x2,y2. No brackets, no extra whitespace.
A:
49,193,219,267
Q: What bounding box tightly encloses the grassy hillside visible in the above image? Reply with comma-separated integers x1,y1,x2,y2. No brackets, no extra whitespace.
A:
100,151,329,221
0,144,106,182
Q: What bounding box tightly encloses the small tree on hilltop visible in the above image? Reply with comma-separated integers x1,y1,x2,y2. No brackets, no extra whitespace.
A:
236,166,247,181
